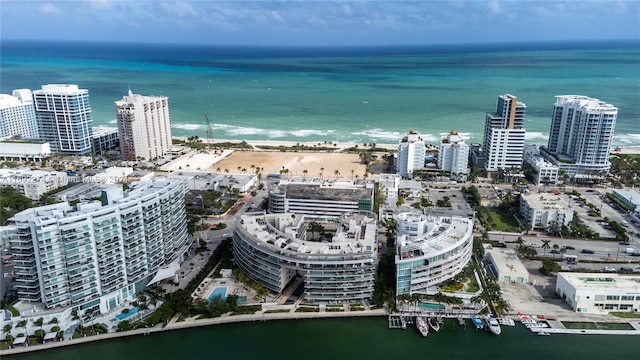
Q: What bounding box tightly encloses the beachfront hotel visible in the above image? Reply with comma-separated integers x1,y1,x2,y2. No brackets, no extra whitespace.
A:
0,89,39,139
116,90,173,161
395,130,426,178
2,180,189,313
541,95,617,183
267,178,374,217
555,273,640,314
395,212,474,296
33,84,93,156
438,130,469,180
233,212,378,303
481,94,526,176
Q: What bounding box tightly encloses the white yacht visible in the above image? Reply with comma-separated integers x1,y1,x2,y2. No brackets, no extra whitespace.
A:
485,314,502,335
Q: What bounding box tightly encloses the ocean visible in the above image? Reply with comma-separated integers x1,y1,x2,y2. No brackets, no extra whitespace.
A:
7,318,637,360
1,40,639,146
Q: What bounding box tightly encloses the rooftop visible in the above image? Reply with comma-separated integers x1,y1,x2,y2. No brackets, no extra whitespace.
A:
559,272,640,291
397,213,473,258
521,193,570,210
275,181,373,202
238,212,377,257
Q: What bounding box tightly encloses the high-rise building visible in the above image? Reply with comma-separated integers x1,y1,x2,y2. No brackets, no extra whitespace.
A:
396,130,425,178
482,94,526,174
5,180,189,311
438,130,469,178
33,84,93,156
0,89,39,139
116,90,172,161
543,95,617,181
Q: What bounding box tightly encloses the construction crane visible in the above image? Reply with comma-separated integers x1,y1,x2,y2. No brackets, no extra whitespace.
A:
204,114,213,152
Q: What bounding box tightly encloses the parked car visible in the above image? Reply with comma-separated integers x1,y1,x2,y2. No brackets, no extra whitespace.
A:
581,249,595,254
602,266,616,272
495,242,507,248
550,250,561,254
564,246,576,250
620,267,634,273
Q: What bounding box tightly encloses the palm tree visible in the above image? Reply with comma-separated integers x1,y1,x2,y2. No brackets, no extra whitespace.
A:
302,169,308,179
33,317,44,338
334,170,340,179
16,320,27,336
351,169,355,180
216,167,221,172
319,167,325,179
541,239,551,257
2,323,12,341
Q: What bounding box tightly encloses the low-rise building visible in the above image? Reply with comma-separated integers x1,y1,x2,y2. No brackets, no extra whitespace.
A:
92,126,120,156
0,168,68,200
0,139,51,162
395,212,474,295
555,273,640,314
519,192,573,230
523,145,559,186
268,179,374,217
485,247,530,283
611,189,640,214
233,212,378,303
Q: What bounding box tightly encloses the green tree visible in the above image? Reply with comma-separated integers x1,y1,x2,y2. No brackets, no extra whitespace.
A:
2,323,12,341
540,258,561,275
541,239,551,257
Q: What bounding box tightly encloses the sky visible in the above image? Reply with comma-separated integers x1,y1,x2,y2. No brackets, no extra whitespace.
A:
1,0,639,46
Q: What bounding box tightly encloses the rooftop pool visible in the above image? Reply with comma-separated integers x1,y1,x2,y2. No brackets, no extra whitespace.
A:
207,286,228,302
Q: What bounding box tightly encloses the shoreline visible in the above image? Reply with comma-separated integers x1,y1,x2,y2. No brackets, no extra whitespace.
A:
1,310,387,356
173,137,640,155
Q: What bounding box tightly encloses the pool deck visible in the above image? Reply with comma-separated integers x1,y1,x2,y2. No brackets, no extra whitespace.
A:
192,276,257,303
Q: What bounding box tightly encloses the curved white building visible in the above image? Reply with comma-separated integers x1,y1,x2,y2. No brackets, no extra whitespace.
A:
233,212,378,303
395,212,474,296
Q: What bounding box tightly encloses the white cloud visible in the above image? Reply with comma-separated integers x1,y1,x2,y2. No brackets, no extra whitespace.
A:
488,0,502,14
39,2,61,15
162,1,198,19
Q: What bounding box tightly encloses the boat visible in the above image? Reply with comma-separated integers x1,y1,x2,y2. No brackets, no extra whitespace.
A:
471,315,484,330
537,331,550,336
416,315,429,337
498,317,515,326
429,316,440,332
485,314,502,335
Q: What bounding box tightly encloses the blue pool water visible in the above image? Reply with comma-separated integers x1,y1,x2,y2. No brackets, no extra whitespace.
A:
237,296,247,304
116,306,139,320
207,287,228,302
418,302,445,310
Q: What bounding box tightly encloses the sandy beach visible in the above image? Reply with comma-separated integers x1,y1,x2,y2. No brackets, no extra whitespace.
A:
208,150,369,179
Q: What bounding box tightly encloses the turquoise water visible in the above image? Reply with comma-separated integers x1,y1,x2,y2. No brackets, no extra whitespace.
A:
115,307,138,321
206,286,228,302
7,318,637,359
418,302,446,310
1,40,638,146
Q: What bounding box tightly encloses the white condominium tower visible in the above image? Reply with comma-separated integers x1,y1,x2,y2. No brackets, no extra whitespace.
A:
5,180,189,312
546,95,617,177
438,130,469,178
396,130,425,178
116,90,172,161
0,89,39,139
33,84,93,156
482,94,526,175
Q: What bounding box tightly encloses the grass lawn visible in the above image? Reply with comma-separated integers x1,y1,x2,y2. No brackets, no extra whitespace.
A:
610,312,640,319
486,208,522,232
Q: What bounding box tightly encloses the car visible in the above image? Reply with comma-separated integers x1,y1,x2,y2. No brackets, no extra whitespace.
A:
495,242,507,248
550,250,561,254
581,249,595,254
620,267,634,273
564,246,576,250
222,233,231,239
631,253,640,257
602,266,616,272
250,202,256,207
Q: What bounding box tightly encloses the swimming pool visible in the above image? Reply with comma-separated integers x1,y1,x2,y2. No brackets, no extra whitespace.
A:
116,306,139,320
207,286,228,302
418,302,445,310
